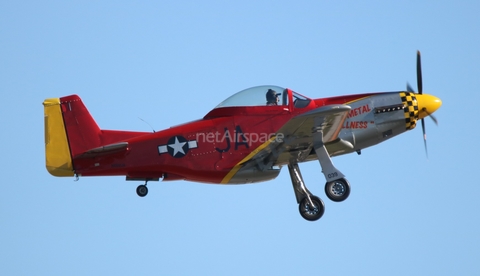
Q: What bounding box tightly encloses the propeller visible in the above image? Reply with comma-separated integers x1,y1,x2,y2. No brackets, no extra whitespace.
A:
416,50,423,95
406,51,438,157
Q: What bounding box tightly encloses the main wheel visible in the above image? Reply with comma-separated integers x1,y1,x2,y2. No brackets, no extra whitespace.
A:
136,185,148,197
298,196,325,221
325,178,350,202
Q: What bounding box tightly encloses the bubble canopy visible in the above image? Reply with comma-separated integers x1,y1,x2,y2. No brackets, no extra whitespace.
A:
215,85,287,108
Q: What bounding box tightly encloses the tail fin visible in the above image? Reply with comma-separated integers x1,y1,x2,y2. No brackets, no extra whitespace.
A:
43,95,101,177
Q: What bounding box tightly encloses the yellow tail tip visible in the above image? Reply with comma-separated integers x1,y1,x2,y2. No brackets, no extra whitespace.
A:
44,98,74,177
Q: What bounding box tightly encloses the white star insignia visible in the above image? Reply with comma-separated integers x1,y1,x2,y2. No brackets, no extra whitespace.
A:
168,136,187,156
158,136,198,157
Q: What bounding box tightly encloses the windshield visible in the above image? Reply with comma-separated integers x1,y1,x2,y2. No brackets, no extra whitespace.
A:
215,85,287,108
292,91,311,108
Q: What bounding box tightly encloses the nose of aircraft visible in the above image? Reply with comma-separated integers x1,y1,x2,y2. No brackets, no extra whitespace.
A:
416,94,442,120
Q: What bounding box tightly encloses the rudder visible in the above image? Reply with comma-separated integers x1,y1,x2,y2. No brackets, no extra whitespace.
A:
43,95,102,176
44,98,74,176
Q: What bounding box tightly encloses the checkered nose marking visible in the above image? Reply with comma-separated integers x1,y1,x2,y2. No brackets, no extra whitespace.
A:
400,92,419,130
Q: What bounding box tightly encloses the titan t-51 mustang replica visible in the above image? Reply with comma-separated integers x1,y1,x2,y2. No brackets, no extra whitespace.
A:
43,52,441,221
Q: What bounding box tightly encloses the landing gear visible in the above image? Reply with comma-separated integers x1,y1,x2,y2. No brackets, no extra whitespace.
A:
299,196,325,221
288,163,325,221
287,126,352,221
127,177,159,197
325,178,350,202
136,184,148,197
312,129,351,203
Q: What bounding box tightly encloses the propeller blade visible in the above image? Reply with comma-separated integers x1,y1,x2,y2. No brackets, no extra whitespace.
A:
429,114,438,125
417,50,423,94
406,82,415,92
421,118,428,158
411,51,436,158
423,108,439,125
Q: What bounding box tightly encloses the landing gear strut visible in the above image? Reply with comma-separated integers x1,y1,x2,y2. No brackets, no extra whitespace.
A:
312,128,351,202
288,163,325,221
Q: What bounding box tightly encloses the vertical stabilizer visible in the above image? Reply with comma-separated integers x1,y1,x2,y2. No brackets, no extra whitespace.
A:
44,94,149,177
59,95,102,157
43,95,103,176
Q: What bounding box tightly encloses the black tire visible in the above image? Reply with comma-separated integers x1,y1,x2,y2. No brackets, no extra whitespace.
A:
298,196,325,221
136,185,148,197
325,178,350,202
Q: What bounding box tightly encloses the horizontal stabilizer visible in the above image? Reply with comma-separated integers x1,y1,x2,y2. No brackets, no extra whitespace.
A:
78,142,129,158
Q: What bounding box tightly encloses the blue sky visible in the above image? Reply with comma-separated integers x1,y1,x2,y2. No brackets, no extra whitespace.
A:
1,1,479,275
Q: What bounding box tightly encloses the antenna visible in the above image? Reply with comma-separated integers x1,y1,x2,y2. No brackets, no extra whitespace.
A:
138,117,155,133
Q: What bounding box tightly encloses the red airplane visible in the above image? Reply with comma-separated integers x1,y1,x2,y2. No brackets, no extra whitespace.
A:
43,52,441,221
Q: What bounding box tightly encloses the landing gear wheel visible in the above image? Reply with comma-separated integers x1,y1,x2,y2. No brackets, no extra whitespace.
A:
298,196,325,221
325,178,350,202
136,185,148,197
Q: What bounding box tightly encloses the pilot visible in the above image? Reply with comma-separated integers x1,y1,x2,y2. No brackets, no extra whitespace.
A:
266,89,280,105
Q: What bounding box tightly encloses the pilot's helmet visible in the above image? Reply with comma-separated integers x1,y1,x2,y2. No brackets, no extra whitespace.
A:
266,89,279,103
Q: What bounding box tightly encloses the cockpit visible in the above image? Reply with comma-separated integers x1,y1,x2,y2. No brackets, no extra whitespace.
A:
214,85,312,109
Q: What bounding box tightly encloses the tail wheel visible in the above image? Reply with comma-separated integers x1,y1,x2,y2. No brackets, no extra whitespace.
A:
299,196,325,221
136,185,148,197
325,178,350,202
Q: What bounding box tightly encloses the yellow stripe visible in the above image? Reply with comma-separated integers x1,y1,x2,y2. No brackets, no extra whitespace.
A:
345,96,371,105
44,98,74,176
220,137,276,184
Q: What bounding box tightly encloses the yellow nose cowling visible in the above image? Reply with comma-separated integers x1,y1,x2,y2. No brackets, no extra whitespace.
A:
415,94,442,120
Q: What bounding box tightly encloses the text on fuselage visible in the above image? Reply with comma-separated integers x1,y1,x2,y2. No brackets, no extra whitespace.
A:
347,104,371,118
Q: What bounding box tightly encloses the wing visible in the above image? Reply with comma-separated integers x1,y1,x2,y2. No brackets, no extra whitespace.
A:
279,104,351,145
231,105,352,175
